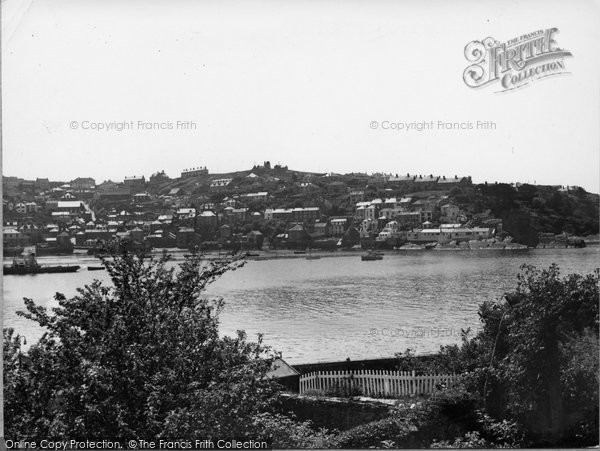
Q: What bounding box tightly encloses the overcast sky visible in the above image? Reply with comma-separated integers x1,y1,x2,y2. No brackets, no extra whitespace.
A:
2,0,599,191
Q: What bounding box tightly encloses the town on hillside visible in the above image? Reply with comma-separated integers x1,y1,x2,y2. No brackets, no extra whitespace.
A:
3,161,598,256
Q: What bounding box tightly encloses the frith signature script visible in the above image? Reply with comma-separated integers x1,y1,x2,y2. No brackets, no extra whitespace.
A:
463,28,572,91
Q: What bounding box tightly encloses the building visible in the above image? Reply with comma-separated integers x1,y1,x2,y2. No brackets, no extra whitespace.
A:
437,175,470,186
15,202,39,214
330,218,348,236
396,211,421,228
376,220,405,242
176,227,197,248
230,208,249,223
3,227,30,248
440,204,460,222
175,207,197,220
292,207,320,222
420,210,433,222
97,180,119,191
242,192,268,203
46,200,85,215
181,167,208,178
388,173,416,184
406,227,494,244
123,176,146,192
349,190,364,203
35,178,51,191
210,178,233,189
71,177,96,190
197,211,218,228
245,230,264,249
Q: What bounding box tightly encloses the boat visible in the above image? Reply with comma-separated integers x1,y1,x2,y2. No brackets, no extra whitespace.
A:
361,251,383,261
4,247,80,275
87,266,106,271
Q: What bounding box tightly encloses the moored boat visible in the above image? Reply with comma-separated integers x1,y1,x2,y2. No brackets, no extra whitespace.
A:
87,266,106,271
361,251,383,261
4,247,80,275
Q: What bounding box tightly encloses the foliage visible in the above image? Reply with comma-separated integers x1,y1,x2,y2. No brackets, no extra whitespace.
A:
332,416,414,449
3,251,281,440
431,431,493,449
434,264,599,446
251,413,336,449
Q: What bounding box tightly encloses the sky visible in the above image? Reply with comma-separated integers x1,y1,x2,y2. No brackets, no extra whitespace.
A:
2,0,599,192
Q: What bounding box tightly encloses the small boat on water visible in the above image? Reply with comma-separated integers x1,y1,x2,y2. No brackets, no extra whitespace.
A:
87,266,106,271
4,247,80,275
361,251,384,261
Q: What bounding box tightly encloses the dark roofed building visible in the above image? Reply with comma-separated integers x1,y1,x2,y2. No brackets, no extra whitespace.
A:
71,177,96,190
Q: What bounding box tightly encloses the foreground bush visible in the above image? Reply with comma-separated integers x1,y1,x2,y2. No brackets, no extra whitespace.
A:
4,252,280,440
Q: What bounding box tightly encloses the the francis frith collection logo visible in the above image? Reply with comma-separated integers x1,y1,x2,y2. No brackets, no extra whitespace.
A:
463,28,572,92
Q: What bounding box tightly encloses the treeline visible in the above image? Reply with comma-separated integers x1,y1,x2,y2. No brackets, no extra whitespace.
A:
451,183,599,245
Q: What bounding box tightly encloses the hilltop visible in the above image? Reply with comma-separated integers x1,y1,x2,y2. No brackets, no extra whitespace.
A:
3,163,598,253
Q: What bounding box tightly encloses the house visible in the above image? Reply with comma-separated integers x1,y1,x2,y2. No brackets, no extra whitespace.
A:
96,188,132,201
396,211,422,228
245,230,264,249
266,358,300,392
292,207,320,222
440,204,460,222
123,176,146,189
406,227,494,244
3,227,30,248
349,190,364,203
210,178,233,189
71,177,96,190
230,208,249,223
437,175,470,186
420,210,434,222
122,177,145,195
330,218,348,236
15,202,39,214
47,200,85,216
388,173,416,184
175,207,197,220
133,192,151,202
19,224,40,243
414,174,440,184
288,224,309,246
377,220,405,242
312,222,330,238
97,180,119,191
35,178,51,191
176,227,197,248
242,192,268,203
197,211,218,228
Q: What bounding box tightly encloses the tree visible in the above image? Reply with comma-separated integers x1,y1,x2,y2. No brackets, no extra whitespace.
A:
4,252,281,440
435,264,599,446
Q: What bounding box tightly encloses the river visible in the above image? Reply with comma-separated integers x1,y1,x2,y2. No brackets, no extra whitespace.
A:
2,247,598,364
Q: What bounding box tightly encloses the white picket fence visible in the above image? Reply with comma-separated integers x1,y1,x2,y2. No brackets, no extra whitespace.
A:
299,370,458,398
